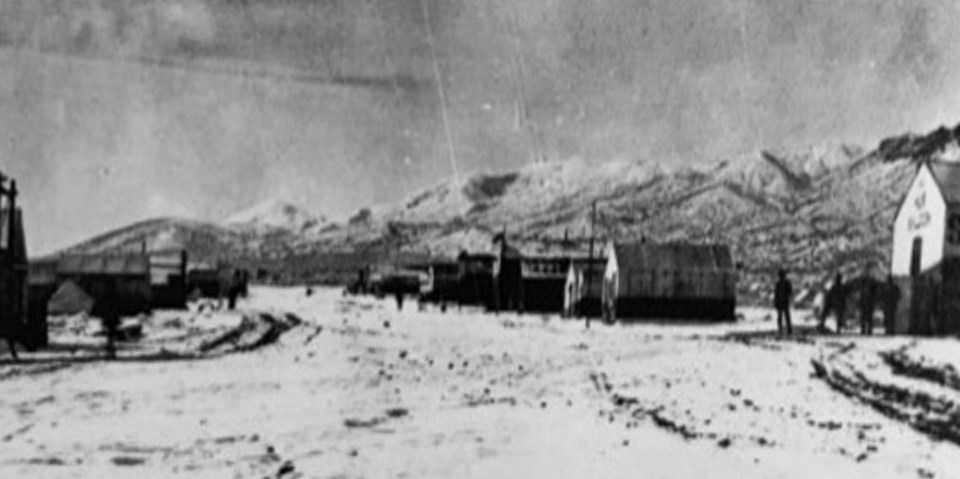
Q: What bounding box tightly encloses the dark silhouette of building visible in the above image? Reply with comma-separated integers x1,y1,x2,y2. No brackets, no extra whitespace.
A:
457,252,496,309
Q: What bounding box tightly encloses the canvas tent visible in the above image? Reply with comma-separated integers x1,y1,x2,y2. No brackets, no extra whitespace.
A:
602,241,737,321
47,280,95,316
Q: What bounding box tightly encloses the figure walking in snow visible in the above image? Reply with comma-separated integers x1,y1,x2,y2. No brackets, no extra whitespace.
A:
91,284,122,360
774,269,793,335
819,272,847,333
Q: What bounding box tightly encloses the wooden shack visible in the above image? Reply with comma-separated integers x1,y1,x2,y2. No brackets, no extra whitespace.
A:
149,249,188,309
457,252,496,308
187,263,226,299
890,159,960,335
493,242,523,313
602,241,736,321
419,260,460,304
56,254,152,316
520,256,571,313
564,257,606,318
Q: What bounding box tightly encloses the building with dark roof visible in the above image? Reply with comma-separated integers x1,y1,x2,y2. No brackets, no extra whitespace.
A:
457,252,496,309
56,254,152,316
419,260,460,305
602,241,737,321
149,249,188,309
519,256,572,313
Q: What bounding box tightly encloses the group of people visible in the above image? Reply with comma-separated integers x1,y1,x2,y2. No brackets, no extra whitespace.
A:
773,269,901,335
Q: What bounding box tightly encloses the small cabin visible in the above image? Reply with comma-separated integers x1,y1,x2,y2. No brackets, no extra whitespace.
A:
187,264,222,298
520,256,571,313
890,160,960,335
149,249,188,309
374,268,424,296
493,244,523,312
187,262,245,299
457,252,496,308
419,260,460,304
56,254,152,316
564,257,606,318
602,241,736,321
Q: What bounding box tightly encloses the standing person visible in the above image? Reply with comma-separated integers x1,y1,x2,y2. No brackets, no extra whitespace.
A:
859,276,877,335
226,271,242,310
882,274,900,335
91,284,121,360
395,290,404,311
774,269,793,335
819,273,847,333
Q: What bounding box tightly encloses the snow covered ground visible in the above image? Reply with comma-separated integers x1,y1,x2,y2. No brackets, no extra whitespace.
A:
0,287,958,478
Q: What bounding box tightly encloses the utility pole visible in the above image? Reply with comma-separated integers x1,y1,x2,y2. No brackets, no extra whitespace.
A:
585,200,596,329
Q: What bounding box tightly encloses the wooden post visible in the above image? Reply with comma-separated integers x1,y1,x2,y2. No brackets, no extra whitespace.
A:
8,180,16,253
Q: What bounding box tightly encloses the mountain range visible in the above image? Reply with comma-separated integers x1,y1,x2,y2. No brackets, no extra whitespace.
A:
57,122,960,303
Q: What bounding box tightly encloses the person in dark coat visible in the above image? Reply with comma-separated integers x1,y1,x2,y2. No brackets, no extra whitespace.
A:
882,274,900,335
395,290,404,311
774,269,793,335
859,276,877,335
91,285,122,360
227,271,242,310
819,273,847,333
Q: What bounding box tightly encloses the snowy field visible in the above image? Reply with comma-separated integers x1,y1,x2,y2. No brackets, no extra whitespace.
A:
1,286,959,479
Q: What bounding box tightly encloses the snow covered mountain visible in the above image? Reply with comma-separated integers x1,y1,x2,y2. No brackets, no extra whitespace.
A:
223,199,327,236
58,121,960,300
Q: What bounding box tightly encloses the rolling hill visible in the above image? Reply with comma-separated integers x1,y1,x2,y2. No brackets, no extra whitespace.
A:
55,121,960,302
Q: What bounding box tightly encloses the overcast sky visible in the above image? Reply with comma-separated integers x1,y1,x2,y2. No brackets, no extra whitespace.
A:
2,0,960,254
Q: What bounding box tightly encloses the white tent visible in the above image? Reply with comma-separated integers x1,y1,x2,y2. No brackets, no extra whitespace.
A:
47,280,95,316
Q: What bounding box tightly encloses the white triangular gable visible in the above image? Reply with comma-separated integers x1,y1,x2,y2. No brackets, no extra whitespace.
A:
892,163,947,276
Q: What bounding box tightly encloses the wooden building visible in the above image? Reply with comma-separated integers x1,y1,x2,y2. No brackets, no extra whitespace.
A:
149,249,188,309
564,257,606,318
890,160,960,335
187,263,227,299
457,252,496,308
419,260,460,305
369,267,424,297
520,256,571,313
602,241,736,321
56,254,152,316
493,241,523,313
